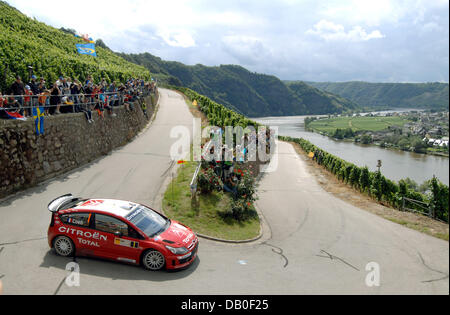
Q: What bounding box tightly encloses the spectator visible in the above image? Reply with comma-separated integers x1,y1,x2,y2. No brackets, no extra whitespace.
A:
5,95,20,112
58,76,70,98
39,77,47,91
108,81,118,106
28,75,40,107
98,88,117,117
49,83,61,115
100,78,107,90
70,80,81,112
9,76,25,108
84,81,94,106
38,90,50,115
78,93,94,123
223,173,239,199
0,92,7,107
60,96,74,114
24,85,33,117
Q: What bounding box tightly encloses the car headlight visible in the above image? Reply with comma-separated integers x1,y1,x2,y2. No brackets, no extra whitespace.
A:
165,246,189,255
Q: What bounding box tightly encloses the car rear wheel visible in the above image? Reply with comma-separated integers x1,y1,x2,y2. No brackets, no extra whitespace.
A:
54,236,75,257
142,250,166,271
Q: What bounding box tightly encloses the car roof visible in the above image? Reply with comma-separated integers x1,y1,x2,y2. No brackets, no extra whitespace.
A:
73,199,140,218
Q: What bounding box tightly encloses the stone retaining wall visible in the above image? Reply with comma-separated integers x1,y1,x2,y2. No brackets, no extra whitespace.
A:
0,95,157,199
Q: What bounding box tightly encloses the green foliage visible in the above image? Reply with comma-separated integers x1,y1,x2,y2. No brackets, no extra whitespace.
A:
286,81,358,115
174,86,260,130
431,177,449,222
281,136,449,222
224,199,258,222
361,134,373,145
332,128,354,140
307,81,449,111
198,167,223,194
0,1,150,92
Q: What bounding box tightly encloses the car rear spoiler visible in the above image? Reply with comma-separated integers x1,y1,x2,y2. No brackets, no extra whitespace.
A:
48,194,80,213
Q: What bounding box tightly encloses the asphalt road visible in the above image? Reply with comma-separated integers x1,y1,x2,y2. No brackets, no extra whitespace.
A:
0,88,448,295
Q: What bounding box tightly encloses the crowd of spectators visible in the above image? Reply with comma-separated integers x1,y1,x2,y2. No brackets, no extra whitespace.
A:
202,127,273,198
0,74,157,122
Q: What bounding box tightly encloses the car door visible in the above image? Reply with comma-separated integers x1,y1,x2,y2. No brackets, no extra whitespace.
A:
93,214,143,264
59,212,99,256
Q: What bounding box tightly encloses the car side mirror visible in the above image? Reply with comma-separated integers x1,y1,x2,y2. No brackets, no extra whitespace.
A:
114,231,123,238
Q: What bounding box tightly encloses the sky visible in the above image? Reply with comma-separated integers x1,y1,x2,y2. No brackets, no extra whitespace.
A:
7,0,450,83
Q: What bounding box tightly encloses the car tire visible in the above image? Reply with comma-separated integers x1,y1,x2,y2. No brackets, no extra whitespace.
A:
53,236,75,257
142,249,166,271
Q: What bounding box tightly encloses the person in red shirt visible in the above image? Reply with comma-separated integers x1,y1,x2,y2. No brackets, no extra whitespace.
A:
24,85,33,117
0,92,6,107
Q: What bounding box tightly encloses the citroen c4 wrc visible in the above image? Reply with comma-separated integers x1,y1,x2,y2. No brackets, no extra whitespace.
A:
47,194,199,271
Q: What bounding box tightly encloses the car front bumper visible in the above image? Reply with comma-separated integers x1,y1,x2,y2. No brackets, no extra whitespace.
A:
166,243,199,270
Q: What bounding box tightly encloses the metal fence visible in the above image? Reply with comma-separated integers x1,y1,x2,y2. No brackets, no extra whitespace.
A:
401,197,448,224
0,88,154,113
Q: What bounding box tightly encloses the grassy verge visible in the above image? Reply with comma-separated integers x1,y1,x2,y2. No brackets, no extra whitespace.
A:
163,90,261,241
162,160,261,241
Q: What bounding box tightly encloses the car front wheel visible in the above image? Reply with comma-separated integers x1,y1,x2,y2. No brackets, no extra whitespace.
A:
53,236,75,257
142,250,166,271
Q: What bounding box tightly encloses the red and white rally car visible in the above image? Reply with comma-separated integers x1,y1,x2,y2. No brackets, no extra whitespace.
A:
47,194,199,271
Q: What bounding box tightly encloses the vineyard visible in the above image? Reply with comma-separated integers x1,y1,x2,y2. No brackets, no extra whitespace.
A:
282,136,449,223
173,86,260,130
0,1,150,92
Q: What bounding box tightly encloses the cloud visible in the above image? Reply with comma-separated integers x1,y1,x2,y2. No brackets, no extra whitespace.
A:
307,20,385,42
6,0,449,82
157,29,196,48
221,35,271,65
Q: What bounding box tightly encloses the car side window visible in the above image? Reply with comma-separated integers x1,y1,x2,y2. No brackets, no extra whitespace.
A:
128,226,144,240
95,214,129,237
60,213,91,228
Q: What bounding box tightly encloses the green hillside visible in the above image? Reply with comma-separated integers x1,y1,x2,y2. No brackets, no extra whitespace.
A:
0,1,150,92
286,81,358,115
306,81,449,111
120,53,359,117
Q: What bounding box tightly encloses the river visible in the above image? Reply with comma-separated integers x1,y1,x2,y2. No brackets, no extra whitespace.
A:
255,115,449,185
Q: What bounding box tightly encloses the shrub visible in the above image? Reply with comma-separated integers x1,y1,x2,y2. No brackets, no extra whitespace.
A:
198,167,223,194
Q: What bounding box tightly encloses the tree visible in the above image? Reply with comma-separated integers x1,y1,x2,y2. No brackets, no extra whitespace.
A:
361,134,373,145
333,129,345,140
359,167,370,192
430,176,449,222
411,138,427,153
344,128,355,138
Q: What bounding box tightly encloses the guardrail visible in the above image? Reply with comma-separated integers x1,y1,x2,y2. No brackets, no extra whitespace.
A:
190,162,202,197
401,197,448,224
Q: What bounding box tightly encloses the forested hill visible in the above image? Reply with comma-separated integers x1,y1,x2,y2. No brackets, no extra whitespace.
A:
119,53,359,117
0,1,150,92
306,81,449,111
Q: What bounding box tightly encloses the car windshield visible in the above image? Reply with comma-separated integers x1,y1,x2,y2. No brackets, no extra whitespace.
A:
126,206,169,238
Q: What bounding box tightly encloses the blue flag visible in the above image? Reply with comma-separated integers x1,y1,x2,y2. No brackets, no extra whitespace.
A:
32,107,45,135
76,43,97,57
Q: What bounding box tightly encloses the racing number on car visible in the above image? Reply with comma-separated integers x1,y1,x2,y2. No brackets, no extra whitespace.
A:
114,238,139,249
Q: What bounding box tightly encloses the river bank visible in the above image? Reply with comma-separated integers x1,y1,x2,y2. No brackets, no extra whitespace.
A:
305,113,449,158
306,133,449,158
256,115,449,185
